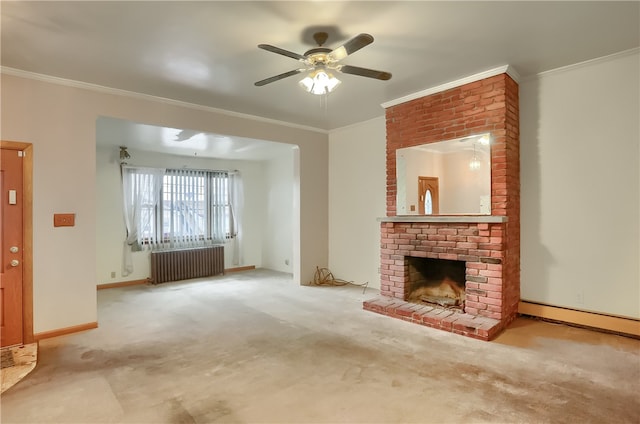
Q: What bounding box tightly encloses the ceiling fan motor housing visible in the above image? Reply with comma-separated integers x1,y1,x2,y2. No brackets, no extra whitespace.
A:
313,31,329,47
304,47,332,57
304,48,333,66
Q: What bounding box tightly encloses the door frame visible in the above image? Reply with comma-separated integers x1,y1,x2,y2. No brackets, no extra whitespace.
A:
1,140,34,344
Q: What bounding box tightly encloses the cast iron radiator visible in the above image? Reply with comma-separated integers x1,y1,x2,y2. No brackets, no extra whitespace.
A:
150,245,224,284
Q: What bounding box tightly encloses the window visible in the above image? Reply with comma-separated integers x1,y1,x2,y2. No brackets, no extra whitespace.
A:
424,189,433,215
123,167,237,250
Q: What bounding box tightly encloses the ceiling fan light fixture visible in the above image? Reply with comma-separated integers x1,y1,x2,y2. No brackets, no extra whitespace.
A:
256,32,390,95
299,69,341,95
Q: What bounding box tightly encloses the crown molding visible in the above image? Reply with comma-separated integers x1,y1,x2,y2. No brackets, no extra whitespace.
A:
0,67,328,134
381,65,520,109
521,47,639,82
330,115,385,134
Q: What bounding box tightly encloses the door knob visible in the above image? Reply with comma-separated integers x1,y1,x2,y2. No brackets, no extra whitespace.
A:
10,246,19,253
10,259,19,267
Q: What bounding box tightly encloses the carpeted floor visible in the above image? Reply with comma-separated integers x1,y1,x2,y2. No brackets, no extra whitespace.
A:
1,269,638,423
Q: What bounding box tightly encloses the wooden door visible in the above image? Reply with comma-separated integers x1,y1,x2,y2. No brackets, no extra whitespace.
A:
1,148,24,347
418,176,439,215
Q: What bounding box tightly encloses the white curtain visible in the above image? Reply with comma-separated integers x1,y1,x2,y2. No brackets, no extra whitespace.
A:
209,171,230,244
229,170,244,266
121,166,164,276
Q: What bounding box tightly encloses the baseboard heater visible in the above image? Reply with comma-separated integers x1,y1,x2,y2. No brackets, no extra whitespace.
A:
150,245,224,284
519,301,640,337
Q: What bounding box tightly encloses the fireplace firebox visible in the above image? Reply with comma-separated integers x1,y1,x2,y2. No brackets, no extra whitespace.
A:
407,257,466,309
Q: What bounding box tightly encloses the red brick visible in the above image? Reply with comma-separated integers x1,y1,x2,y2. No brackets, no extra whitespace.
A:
479,296,502,306
464,306,479,316
465,301,487,310
438,253,459,260
487,304,502,313
479,269,502,278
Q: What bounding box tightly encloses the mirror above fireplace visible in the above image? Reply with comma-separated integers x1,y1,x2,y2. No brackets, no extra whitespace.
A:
396,133,491,215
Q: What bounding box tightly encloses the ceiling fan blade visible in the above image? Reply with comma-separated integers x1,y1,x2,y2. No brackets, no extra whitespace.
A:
337,65,392,80
258,44,307,62
254,69,304,86
328,33,374,61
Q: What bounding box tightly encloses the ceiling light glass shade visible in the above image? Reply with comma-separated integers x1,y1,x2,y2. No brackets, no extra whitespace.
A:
299,70,341,95
469,158,481,170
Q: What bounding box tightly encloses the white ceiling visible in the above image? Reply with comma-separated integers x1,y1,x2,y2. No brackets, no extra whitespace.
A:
96,116,296,161
2,1,638,158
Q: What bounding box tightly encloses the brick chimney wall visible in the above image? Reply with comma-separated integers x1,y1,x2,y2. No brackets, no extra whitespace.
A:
385,74,519,219
378,73,521,333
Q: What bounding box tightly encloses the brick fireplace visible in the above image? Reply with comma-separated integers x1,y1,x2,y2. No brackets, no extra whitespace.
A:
364,71,520,340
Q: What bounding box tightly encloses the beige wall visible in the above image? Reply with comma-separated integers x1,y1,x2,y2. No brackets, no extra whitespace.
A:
262,151,295,273
1,73,328,333
328,117,386,289
520,49,639,318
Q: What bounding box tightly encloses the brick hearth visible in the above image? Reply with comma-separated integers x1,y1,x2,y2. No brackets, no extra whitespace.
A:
364,71,520,341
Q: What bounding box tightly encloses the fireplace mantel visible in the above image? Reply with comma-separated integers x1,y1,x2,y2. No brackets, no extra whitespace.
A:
379,216,508,224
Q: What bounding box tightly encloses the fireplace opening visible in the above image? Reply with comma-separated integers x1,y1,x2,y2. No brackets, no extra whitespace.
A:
406,257,466,309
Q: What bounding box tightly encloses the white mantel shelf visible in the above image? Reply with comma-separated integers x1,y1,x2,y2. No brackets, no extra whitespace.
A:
378,215,508,223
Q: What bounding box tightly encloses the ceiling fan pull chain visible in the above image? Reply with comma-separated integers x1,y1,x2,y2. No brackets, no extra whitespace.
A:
321,92,330,115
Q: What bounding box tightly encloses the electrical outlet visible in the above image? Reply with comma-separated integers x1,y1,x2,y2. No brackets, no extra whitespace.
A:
110,271,116,279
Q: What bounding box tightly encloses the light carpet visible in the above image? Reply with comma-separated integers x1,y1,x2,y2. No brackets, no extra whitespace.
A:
1,269,638,423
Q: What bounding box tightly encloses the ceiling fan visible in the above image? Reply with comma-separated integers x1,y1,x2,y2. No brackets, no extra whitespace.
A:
255,32,392,95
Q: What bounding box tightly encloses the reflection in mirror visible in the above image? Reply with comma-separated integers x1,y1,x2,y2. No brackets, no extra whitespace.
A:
396,133,491,215
424,190,433,215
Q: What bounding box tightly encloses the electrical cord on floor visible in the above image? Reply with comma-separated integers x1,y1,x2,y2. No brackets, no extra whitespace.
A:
310,266,369,294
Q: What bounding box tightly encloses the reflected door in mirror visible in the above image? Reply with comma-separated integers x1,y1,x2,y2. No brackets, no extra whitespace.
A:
418,177,439,215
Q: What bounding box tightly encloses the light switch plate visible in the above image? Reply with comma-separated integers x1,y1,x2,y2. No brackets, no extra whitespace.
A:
54,213,75,227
